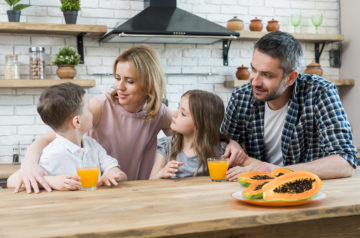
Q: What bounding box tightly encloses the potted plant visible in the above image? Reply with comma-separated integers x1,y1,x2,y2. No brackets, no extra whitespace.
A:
4,0,31,22
60,0,80,24
53,46,81,80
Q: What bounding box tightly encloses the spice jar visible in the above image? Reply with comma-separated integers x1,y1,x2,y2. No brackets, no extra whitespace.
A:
304,61,323,76
249,17,263,31
4,54,20,80
29,46,45,80
236,65,250,80
266,18,280,32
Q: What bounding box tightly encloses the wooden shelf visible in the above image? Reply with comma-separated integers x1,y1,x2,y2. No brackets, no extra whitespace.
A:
0,79,96,88
0,22,107,37
235,31,344,43
224,78,355,88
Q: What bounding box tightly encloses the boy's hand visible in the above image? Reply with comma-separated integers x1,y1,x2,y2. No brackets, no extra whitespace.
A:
156,161,184,179
45,175,81,191
98,167,127,187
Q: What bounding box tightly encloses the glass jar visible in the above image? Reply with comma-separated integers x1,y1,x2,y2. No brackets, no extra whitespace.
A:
4,54,20,80
29,46,45,80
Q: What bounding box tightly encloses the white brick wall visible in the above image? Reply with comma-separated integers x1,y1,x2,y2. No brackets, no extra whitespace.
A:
0,0,341,163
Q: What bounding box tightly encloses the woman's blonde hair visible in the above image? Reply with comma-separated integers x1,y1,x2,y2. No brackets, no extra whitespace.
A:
110,45,165,120
168,90,229,176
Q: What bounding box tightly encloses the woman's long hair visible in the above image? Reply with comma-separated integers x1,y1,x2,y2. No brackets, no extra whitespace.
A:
168,90,229,176
110,45,165,120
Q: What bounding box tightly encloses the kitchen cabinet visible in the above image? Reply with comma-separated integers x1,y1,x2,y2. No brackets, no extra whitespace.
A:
0,79,95,88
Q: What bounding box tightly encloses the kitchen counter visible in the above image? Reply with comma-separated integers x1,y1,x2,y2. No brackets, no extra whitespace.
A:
0,170,359,237
0,164,19,179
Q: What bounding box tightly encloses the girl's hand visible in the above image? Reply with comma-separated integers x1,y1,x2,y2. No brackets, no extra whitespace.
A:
98,167,127,187
156,161,184,179
226,166,252,182
45,175,81,191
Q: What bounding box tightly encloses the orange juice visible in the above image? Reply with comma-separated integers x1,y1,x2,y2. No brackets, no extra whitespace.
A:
76,167,100,190
207,158,229,181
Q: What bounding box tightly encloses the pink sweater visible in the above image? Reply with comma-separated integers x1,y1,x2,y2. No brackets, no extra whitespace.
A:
88,93,165,180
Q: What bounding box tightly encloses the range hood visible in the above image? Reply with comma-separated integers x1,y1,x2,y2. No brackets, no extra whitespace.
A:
99,0,240,65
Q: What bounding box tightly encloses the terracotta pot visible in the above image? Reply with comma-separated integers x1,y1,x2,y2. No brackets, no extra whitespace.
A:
266,18,280,32
304,61,323,76
226,16,244,31
236,65,250,80
249,17,263,31
56,65,77,80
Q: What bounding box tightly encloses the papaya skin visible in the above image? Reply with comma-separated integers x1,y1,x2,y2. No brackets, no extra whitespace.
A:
242,180,269,200
238,171,275,187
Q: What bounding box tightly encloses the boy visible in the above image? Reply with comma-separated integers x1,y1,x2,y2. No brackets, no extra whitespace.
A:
8,82,127,191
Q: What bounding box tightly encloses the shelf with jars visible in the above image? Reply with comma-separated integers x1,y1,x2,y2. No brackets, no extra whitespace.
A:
0,79,95,88
224,78,355,89
0,22,107,63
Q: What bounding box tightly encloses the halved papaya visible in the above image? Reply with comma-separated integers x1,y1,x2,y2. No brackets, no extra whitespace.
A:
262,171,322,202
271,168,293,177
242,180,269,199
237,171,275,187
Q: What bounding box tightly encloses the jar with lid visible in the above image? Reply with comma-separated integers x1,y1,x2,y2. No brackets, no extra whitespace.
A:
29,47,45,80
4,54,20,80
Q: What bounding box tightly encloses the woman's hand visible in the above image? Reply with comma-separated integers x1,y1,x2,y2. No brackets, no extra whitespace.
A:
222,140,248,167
15,163,52,193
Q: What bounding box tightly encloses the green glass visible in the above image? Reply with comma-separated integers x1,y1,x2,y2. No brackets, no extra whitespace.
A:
312,14,323,34
290,14,302,33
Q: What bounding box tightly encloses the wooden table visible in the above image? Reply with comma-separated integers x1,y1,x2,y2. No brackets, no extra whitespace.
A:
1,170,360,238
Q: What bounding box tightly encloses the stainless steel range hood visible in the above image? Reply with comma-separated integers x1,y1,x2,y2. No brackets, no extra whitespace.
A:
99,0,239,65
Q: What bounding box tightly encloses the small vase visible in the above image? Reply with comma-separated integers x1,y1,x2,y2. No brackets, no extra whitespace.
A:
236,65,250,80
63,11,78,24
266,18,280,32
249,17,263,32
7,10,21,22
304,61,323,76
227,16,244,31
56,65,77,80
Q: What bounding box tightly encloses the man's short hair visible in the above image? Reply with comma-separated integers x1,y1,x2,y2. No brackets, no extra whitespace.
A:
254,31,303,74
37,82,85,130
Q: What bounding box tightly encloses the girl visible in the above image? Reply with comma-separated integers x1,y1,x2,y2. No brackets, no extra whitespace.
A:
150,90,229,179
15,45,173,193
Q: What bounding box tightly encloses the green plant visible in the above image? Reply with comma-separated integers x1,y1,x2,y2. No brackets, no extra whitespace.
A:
60,0,80,11
53,46,81,66
4,0,31,11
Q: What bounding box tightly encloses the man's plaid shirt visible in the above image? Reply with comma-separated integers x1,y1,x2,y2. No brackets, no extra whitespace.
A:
221,74,357,168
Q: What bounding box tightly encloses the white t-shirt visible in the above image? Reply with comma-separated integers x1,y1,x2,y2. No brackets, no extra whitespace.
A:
264,102,288,166
39,134,119,176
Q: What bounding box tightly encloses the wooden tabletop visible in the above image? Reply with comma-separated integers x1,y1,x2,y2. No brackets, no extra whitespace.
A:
0,164,19,179
1,170,360,238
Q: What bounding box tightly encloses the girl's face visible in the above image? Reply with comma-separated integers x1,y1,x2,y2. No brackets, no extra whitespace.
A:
114,61,147,113
170,95,195,136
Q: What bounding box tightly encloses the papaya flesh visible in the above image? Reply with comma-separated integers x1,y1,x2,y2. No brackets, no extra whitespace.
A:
262,171,322,202
271,168,293,177
242,180,269,200
237,171,275,187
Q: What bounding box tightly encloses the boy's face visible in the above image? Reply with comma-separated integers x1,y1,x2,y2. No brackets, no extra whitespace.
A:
78,94,93,134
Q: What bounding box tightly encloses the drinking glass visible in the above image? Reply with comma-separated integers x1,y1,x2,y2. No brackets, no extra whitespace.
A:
312,14,323,34
77,160,100,190
207,157,230,182
290,14,302,33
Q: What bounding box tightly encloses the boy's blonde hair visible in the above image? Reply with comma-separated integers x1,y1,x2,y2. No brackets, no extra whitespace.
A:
169,90,229,176
110,45,165,120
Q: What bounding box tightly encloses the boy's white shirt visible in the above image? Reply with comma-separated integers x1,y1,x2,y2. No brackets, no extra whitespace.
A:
39,134,119,177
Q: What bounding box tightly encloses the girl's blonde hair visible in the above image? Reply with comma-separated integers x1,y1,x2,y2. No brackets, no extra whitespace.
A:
169,90,229,176
110,45,165,120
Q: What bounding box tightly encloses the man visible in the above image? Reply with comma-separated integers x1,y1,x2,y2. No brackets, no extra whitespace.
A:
222,31,357,180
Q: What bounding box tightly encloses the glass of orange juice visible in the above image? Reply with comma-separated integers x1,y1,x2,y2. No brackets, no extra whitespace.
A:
77,161,100,190
207,157,230,182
